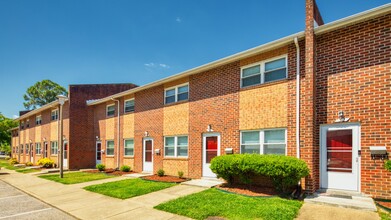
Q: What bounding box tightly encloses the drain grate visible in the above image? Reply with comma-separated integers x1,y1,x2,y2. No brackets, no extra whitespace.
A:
328,194,353,199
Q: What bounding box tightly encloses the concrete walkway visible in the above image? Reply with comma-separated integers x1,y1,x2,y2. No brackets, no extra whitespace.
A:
0,170,206,220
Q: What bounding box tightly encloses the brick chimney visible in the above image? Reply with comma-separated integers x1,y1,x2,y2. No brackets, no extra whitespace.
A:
302,0,323,193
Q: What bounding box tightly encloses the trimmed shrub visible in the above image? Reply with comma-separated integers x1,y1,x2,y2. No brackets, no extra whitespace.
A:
5,156,10,160
178,171,184,178
157,169,165,177
37,158,54,168
120,165,131,172
210,154,310,192
385,160,391,172
26,162,33,166
9,158,18,165
96,164,106,171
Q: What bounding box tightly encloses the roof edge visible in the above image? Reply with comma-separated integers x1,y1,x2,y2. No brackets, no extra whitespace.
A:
15,98,69,121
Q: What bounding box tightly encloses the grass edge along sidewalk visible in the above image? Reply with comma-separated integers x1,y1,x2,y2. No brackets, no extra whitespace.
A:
39,172,115,184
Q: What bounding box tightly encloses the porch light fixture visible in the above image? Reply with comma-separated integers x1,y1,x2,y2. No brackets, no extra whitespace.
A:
96,136,100,141
29,139,32,143
335,111,350,123
206,124,213,132
144,131,149,137
43,137,46,141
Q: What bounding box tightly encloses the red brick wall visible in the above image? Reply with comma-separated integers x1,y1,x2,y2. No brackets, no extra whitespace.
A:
69,84,137,169
315,13,391,198
188,62,240,178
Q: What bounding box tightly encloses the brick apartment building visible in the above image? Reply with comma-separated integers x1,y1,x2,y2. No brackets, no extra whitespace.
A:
11,1,391,199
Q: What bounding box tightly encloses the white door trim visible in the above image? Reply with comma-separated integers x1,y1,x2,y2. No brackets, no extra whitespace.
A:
202,133,220,177
96,141,102,165
143,138,153,172
320,123,361,192
63,141,68,168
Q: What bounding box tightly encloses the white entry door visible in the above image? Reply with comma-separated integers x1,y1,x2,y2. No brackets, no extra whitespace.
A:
143,138,153,172
320,124,360,191
96,142,102,165
30,144,34,163
63,142,68,168
202,133,220,177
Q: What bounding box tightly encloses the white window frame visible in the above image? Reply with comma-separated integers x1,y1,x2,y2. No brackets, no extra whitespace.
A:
240,55,288,88
36,142,41,155
26,119,30,128
124,139,134,156
20,121,24,129
106,140,115,156
51,109,59,121
164,83,189,104
164,135,188,158
36,115,42,125
51,141,58,155
106,104,115,117
124,99,135,113
240,128,287,155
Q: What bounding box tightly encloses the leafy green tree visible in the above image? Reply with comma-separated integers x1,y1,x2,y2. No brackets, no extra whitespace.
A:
0,113,18,155
23,80,68,110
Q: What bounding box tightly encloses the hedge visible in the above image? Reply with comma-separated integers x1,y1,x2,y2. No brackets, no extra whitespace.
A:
385,160,391,172
210,154,310,192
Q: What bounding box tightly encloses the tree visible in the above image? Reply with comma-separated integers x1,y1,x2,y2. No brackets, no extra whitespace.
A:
23,80,68,110
0,113,18,155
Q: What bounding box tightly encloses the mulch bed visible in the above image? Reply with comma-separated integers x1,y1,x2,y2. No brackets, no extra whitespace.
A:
83,169,134,176
376,199,391,212
215,183,278,197
141,175,188,183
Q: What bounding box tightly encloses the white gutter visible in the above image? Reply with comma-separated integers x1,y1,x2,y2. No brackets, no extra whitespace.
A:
15,99,69,121
111,98,121,169
294,37,300,159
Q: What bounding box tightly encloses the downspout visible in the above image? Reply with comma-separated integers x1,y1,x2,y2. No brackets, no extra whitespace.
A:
111,98,120,169
294,37,300,160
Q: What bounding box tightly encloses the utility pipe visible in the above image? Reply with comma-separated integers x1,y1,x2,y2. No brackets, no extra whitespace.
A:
111,98,121,169
294,37,300,159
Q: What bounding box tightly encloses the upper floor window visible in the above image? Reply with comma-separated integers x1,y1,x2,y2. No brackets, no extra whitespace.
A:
241,56,287,88
20,121,24,130
106,140,115,155
124,139,134,156
165,84,189,104
124,99,135,113
51,141,58,155
241,129,286,155
107,105,115,117
36,115,42,125
164,136,188,157
51,109,59,121
26,120,30,128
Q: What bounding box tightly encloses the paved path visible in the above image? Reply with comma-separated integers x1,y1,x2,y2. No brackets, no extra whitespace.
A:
0,179,75,220
0,170,205,220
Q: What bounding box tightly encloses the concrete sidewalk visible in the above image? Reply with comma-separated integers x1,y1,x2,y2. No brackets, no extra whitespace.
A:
0,170,206,220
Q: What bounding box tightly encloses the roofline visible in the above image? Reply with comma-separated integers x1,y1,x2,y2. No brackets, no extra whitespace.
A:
15,98,69,121
86,3,391,106
8,127,19,131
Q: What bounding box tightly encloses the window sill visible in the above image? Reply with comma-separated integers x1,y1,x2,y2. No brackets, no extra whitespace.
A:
124,156,134,158
124,111,135,115
240,78,288,91
164,99,189,107
105,155,115,158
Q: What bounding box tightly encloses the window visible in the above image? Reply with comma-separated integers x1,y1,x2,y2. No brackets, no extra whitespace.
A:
241,56,287,87
26,120,30,128
25,144,29,154
20,121,24,130
106,140,114,156
164,136,188,157
107,105,115,117
51,141,58,155
21,145,24,154
36,143,41,154
241,129,286,155
51,109,59,121
165,84,189,104
36,115,42,125
124,139,134,156
124,99,135,113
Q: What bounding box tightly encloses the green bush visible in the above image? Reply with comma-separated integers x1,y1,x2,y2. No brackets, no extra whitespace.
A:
120,165,131,172
96,164,106,171
5,156,10,160
178,171,184,178
9,158,18,165
37,158,54,168
210,154,310,192
157,169,165,177
385,160,391,172
26,162,33,166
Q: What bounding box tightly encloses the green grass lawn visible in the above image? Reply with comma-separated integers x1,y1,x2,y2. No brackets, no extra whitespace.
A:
16,168,41,174
155,188,303,220
84,178,175,199
39,172,115,184
0,159,21,170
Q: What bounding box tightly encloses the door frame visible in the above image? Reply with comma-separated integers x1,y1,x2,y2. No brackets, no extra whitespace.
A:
30,144,34,163
96,141,102,165
143,138,154,172
319,123,361,192
63,141,68,168
202,132,221,177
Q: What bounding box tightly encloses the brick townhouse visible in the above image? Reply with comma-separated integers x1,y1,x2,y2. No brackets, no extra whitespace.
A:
11,84,137,169
11,0,391,199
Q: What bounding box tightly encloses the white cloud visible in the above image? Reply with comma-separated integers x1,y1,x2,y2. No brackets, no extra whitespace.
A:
144,63,155,67
159,64,170,68
144,62,170,70
12,115,18,119
176,17,182,23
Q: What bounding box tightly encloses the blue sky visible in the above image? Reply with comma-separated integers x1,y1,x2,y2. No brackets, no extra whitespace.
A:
0,0,389,118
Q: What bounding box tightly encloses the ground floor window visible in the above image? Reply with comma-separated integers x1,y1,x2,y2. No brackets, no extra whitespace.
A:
51,141,58,155
36,143,41,155
106,140,114,156
241,129,286,155
164,136,188,157
124,139,134,156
